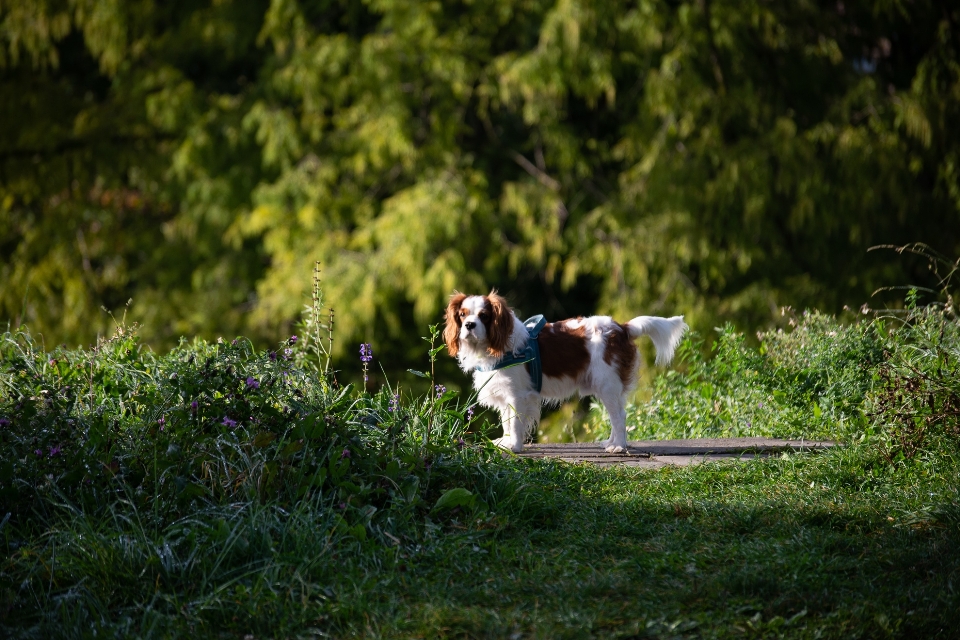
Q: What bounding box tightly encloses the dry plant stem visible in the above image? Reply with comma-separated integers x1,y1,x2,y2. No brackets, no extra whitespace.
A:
311,261,326,373
327,308,336,384
88,342,96,411
426,325,440,451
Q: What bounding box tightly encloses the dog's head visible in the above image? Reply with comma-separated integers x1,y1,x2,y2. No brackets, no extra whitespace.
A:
444,290,513,358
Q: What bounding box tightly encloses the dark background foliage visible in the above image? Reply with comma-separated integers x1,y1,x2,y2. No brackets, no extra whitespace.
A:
2,0,958,379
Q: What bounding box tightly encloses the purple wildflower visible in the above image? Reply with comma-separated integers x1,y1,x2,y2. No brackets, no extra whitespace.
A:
388,394,399,412
758,402,764,409
359,344,373,388
35,449,43,457
269,351,277,362
246,376,259,390
466,405,475,421
191,401,198,413
435,384,446,398
0,417,10,428
457,438,466,450
283,348,292,359
157,417,165,431
341,448,351,459
289,335,298,345
48,359,57,367
221,416,237,428
48,445,62,457
359,344,373,363
338,502,347,510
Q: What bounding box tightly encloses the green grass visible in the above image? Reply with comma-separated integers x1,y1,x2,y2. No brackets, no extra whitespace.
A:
2,302,960,638
376,451,960,639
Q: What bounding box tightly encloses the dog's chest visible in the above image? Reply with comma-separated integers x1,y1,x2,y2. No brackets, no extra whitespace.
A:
471,367,530,404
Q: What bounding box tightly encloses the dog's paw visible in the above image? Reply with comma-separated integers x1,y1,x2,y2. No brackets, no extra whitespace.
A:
492,436,524,453
600,438,627,454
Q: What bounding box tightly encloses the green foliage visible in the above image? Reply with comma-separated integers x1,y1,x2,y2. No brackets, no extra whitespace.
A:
578,310,885,442
2,0,960,366
0,321,532,526
0,322,559,634
867,247,960,459
2,305,960,636
871,305,960,461
579,283,960,457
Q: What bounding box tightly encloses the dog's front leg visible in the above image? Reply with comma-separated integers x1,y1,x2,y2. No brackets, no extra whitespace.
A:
492,406,524,453
492,397,540,453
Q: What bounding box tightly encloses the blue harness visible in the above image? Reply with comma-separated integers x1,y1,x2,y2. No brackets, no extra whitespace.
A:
476,315,547,392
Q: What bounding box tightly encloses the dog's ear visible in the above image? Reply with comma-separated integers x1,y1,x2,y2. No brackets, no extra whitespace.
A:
485,290,512,358
444,292,468,357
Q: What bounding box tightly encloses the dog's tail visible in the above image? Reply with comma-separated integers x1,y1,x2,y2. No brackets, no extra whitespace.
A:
626,316,688,366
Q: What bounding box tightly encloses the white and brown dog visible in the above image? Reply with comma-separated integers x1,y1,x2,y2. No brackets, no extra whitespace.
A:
445,291,687,453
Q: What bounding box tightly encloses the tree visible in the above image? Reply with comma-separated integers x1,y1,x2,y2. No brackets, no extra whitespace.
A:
2,0,958,369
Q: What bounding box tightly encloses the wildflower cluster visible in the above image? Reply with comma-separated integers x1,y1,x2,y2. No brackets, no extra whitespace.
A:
360,343,373,389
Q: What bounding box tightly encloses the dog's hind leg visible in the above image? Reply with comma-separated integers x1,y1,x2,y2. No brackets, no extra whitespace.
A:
597,391,629,453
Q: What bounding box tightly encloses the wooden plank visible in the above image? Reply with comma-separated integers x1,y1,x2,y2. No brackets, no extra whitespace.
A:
515,437,835,467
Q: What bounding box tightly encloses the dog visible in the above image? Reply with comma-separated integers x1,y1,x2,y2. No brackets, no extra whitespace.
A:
444,291,687,453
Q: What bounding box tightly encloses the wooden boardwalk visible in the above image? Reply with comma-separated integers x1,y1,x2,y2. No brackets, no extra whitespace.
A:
517,437,835,468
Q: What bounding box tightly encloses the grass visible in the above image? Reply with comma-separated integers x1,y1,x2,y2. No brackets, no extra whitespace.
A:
382,452,960,639
2,290,960,638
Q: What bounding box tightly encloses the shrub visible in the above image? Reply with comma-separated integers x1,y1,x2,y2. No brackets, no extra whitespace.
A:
870,304,960,460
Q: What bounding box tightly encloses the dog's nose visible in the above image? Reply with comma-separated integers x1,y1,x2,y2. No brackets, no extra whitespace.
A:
464,321,476,330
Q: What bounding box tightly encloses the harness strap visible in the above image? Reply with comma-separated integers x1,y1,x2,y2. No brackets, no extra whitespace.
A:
476,315,547,392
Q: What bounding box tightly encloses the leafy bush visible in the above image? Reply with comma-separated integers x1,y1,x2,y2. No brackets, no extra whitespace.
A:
870,304,960,460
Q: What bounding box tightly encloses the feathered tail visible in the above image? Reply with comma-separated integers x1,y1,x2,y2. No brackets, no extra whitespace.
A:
626,316,688,366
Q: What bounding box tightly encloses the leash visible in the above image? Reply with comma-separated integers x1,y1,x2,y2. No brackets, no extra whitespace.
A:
475,315,547,392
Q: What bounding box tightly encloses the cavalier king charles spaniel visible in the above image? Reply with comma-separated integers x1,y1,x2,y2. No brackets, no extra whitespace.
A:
445,291,687,453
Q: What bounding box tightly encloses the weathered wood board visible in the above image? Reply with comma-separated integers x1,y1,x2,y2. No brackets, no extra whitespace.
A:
516,437,835,468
